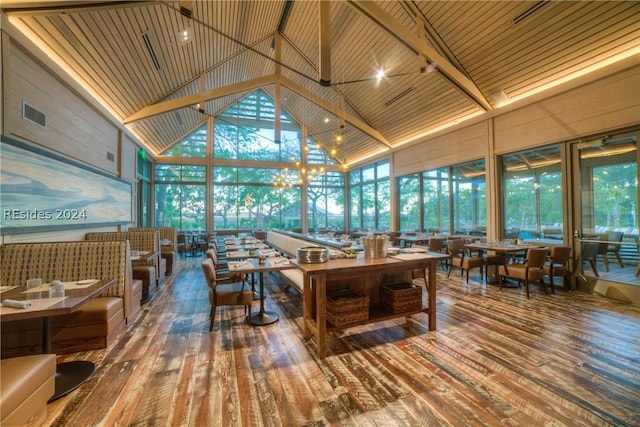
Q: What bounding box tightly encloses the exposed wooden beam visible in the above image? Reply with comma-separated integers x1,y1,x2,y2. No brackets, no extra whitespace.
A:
280,76,392,148
124,75,275,124
1,1,149,16
347,0,492,111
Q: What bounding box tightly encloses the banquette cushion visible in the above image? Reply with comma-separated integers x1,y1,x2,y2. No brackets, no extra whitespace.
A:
0,354,56,427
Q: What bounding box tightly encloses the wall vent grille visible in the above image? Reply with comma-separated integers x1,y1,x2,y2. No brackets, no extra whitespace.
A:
22,101,47,128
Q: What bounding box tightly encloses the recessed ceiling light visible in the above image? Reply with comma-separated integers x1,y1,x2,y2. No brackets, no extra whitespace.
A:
324,117,330,123
179,27,193,44
376,68,386,81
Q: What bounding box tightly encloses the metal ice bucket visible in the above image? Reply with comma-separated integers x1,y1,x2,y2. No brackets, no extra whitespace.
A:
362,235,389,259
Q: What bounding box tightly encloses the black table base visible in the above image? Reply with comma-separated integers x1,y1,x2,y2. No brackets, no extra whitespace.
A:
251,310,279,326
49,360,96,402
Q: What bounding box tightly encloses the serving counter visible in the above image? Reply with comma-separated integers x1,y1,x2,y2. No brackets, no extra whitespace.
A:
291,252,449,358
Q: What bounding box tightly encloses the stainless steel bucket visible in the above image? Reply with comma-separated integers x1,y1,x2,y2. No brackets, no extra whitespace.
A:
362,235,389,259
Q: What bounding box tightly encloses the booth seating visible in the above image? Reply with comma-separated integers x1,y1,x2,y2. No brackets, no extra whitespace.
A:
0,354,56,427
0,241,141,356
265,230,312,293
85,231,165,298
129,227,177,275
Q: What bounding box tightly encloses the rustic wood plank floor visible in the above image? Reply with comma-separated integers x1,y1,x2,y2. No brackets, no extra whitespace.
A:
43,258,640,426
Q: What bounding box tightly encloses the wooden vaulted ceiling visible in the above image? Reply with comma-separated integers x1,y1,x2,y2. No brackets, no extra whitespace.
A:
3,1,639,164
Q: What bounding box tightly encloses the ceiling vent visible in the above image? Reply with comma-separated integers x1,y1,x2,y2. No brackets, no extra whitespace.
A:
175,111,184,127
179,1,193,19
141,31,162,71
512,1,550,25
22,101,47,128
385,87,414,107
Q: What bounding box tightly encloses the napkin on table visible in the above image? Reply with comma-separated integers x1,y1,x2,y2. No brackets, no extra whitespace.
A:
2,299,32,309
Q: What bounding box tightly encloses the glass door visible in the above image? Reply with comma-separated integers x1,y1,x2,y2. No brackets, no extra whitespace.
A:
573,130,639,284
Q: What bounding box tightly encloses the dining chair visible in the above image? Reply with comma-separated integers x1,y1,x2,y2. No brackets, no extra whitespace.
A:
543,245,572,292
581,242,600,277
605,231,624,270
176,233,188,256
498,247,549,298
427,237,448,270
201,258,252,331
447,238,485,283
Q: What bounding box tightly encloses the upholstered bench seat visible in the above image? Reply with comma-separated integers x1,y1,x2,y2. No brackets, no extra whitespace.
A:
133,266,156,297
280,268,304,293
52,297,124,339
1,241,140,357
0,354,56,427
161,252,175,275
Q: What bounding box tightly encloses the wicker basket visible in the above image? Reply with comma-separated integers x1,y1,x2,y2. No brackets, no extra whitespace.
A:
326,289,369,327
381,282,422,313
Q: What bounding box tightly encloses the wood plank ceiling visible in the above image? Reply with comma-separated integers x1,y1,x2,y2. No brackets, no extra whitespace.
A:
3,1,639,164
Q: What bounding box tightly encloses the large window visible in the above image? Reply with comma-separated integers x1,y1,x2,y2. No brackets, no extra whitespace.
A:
502,145,563,239
155,164,206,231
398,174,420,231
452,160,486,235
152,89,345,233
423,168,449,233
213,89,300,162
577,133,638,282
213,166,301,230
349,159,390,231
307,171,345,230
398,160,486,235
161,125,207,157
136,149,151,227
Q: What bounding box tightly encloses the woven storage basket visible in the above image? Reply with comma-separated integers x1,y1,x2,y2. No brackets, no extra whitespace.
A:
381,282,422,313
326,289,369,327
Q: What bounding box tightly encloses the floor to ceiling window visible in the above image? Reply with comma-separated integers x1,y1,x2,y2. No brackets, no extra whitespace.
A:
349,159,390,231
501,145,563,239
154,89,345,232
155,164,207,231
136,149,151,227
398,174,420,231
452,160,487,235
397,160,486,235
575,131,638,284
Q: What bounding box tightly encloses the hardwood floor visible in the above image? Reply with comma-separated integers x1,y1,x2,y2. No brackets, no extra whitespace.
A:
43,258,640,426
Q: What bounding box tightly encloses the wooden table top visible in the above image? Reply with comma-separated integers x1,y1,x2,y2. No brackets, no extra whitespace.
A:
291,252,449,276
0,278,116,322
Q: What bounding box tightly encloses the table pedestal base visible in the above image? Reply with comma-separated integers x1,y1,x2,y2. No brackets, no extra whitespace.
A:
251,311,279,325
49,360,96,402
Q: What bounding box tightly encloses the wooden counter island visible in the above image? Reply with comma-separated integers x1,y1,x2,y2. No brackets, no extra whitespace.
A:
291,252,449,358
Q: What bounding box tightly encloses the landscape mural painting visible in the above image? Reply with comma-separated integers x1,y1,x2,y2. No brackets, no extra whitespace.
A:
0,137,131,234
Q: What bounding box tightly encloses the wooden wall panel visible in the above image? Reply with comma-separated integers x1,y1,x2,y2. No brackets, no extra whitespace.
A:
494,65,640,154
5,40,119,174
393,121,488,176
120,133,137,182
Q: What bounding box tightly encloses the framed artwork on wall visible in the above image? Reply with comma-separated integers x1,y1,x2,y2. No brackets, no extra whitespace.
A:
0,135,132,234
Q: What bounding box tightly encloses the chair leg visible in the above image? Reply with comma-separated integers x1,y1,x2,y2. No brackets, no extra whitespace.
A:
524,280,530,299
540,278,548,295
615,252,624,268
603,254,610,272
589,259,599,277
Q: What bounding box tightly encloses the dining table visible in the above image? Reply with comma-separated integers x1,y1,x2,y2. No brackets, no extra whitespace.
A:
464,241,548,284
0,278,116,401
227,256,295,326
